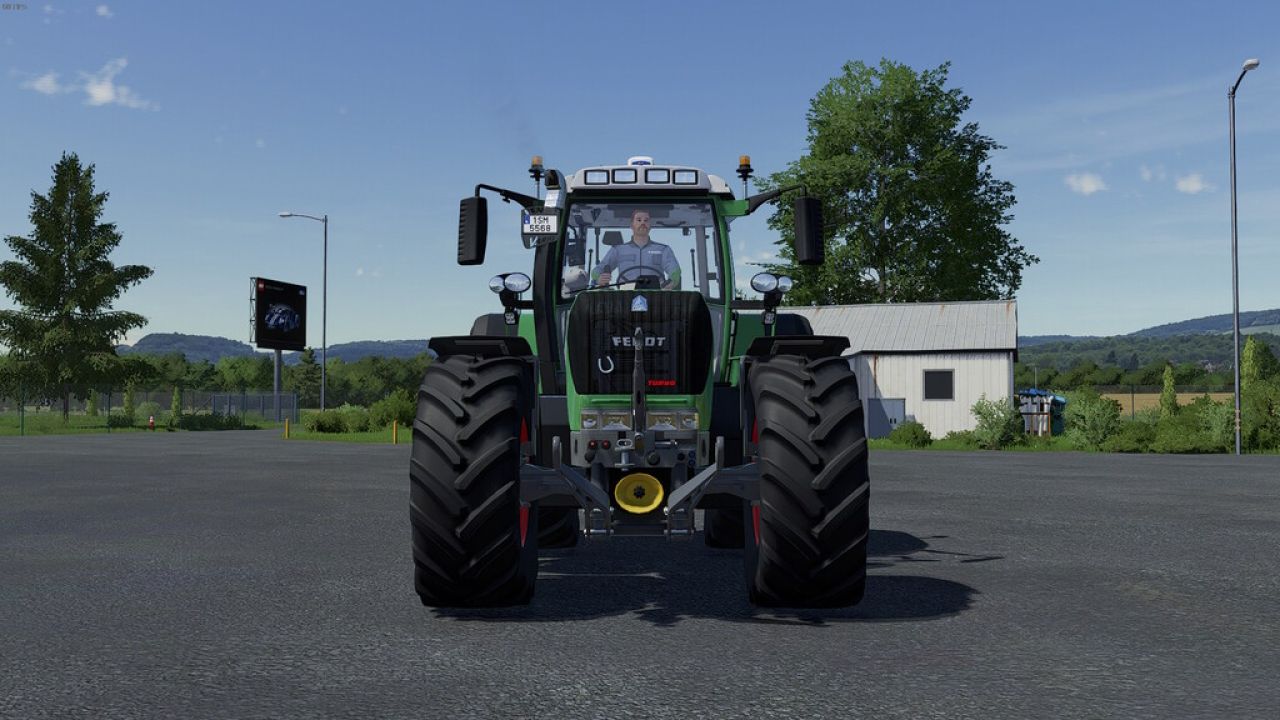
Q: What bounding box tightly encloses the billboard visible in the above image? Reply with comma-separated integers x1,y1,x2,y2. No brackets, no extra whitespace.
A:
253,277,307,351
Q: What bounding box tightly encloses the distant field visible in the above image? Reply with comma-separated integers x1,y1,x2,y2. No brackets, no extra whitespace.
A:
1102,391,1233,415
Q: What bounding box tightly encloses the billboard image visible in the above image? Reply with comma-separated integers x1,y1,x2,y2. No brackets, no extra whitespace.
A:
253,277,307,351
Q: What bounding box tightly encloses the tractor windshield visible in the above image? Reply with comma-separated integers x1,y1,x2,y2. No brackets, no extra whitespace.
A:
559,202,724,303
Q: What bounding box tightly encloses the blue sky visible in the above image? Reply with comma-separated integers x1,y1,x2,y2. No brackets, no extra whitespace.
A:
2,0,1278,348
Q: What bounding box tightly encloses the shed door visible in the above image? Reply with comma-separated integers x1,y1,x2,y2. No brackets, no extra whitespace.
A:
867,398,906,439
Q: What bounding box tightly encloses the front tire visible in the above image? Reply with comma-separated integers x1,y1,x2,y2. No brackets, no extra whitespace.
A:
537,507,580,548
410,353,538,607
703,504,745,548
744,354,869,607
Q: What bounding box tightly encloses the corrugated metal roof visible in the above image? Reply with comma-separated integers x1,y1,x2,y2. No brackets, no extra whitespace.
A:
781,300,1018,353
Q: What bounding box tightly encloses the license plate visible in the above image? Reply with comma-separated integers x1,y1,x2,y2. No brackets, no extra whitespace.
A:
522,212,558,235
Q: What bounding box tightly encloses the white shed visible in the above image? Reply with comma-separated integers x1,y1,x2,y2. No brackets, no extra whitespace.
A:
783,300,1018,439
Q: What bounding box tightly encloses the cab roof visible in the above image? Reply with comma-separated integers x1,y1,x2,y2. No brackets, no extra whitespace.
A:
565,163,735,197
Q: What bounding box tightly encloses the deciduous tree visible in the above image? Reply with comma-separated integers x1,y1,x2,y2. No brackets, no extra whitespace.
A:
758,59,1037,304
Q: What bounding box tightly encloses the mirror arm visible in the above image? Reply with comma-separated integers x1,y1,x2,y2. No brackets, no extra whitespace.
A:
744,183,808,215
474,183,541,211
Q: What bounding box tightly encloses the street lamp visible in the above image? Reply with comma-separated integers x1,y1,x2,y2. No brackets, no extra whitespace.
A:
278,211,329,412
1229,58,1259,456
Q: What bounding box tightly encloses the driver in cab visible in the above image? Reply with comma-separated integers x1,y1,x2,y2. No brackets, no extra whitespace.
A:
591,209,681,290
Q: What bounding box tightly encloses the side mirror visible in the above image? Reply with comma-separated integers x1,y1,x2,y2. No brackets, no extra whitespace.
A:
794,196,823,266
458,196,488,265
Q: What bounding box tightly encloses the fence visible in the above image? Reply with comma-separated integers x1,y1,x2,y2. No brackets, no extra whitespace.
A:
0,389,299,426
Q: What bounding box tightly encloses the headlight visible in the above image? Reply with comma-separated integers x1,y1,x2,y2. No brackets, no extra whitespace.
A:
677,411,699,430
580,410,600,430
602,412,631,430
489,273,532,294
504,273,531,293
646,412,676,430
776,275,793,292
751,272,778,293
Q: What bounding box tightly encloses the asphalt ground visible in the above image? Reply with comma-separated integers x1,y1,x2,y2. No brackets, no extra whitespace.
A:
1,431,1278,719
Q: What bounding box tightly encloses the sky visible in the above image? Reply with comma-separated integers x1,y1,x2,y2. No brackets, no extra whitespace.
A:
1,0,1278,348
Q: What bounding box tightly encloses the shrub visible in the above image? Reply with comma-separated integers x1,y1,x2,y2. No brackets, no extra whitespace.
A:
107,408,134,428
970,395,1024,450
1149,411,1218,454
1101,421,1156,453
889,420,932,448
177,412,244,431
304,410,348,433
85,393,98,417
942,430,979,448
1242,378,1280,452
370,389,416,429
1186,395,1234,453
335,403,371,432
1063,388,1122,451
137,401,162,425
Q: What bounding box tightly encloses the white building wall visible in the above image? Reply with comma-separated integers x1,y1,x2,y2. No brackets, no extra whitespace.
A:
850,352,1014,437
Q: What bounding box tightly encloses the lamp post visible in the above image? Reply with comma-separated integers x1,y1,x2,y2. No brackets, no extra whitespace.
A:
278,212,328,412
1229,58,1259,456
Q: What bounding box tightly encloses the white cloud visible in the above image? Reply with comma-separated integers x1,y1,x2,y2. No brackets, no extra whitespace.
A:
255,138,266,148
96,5,113,18
22,71,68,95
1175,173,1212,194
1065,173,1108,196
355,268,364,277
19,59,157,110
27,58,159,110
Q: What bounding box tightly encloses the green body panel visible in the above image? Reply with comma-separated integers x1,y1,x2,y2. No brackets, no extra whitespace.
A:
727,311,766,386
515,312,540,393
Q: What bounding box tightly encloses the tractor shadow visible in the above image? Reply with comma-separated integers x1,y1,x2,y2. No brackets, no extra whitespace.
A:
430,528,998,627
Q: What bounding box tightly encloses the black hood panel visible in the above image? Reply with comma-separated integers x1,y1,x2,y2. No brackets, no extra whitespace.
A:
567,291,713,396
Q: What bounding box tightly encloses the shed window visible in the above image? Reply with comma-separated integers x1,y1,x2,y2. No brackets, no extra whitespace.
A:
923,370,954,400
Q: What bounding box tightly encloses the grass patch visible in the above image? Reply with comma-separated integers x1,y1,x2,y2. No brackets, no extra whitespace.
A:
0,410,269,436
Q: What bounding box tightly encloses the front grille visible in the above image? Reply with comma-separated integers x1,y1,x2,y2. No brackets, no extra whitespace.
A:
567,291,713,396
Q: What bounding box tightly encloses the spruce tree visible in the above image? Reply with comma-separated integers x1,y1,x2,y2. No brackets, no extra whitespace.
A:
0,153,153,419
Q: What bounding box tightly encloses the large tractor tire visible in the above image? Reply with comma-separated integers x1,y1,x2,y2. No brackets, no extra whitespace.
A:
410,353,538,607
744,354,869,607
537,507,580,548
703,504,745,548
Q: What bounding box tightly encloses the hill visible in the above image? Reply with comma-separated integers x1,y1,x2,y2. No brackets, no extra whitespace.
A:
1127,308,1280,338
116,334,430,365
1018,332,1280,371
116,333,259,364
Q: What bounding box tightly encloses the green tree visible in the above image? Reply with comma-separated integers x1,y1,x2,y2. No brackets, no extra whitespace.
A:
1160,363,1178,419
288,348,322,408
170,385,182,424
1242,335,1280,391
122,381,136,424
0,153,153,419
757,59,1038,304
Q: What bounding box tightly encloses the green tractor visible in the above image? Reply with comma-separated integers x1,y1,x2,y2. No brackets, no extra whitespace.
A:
410,156,869,608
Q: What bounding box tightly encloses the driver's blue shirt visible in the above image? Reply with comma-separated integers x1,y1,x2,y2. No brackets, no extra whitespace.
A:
590,239,682,288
